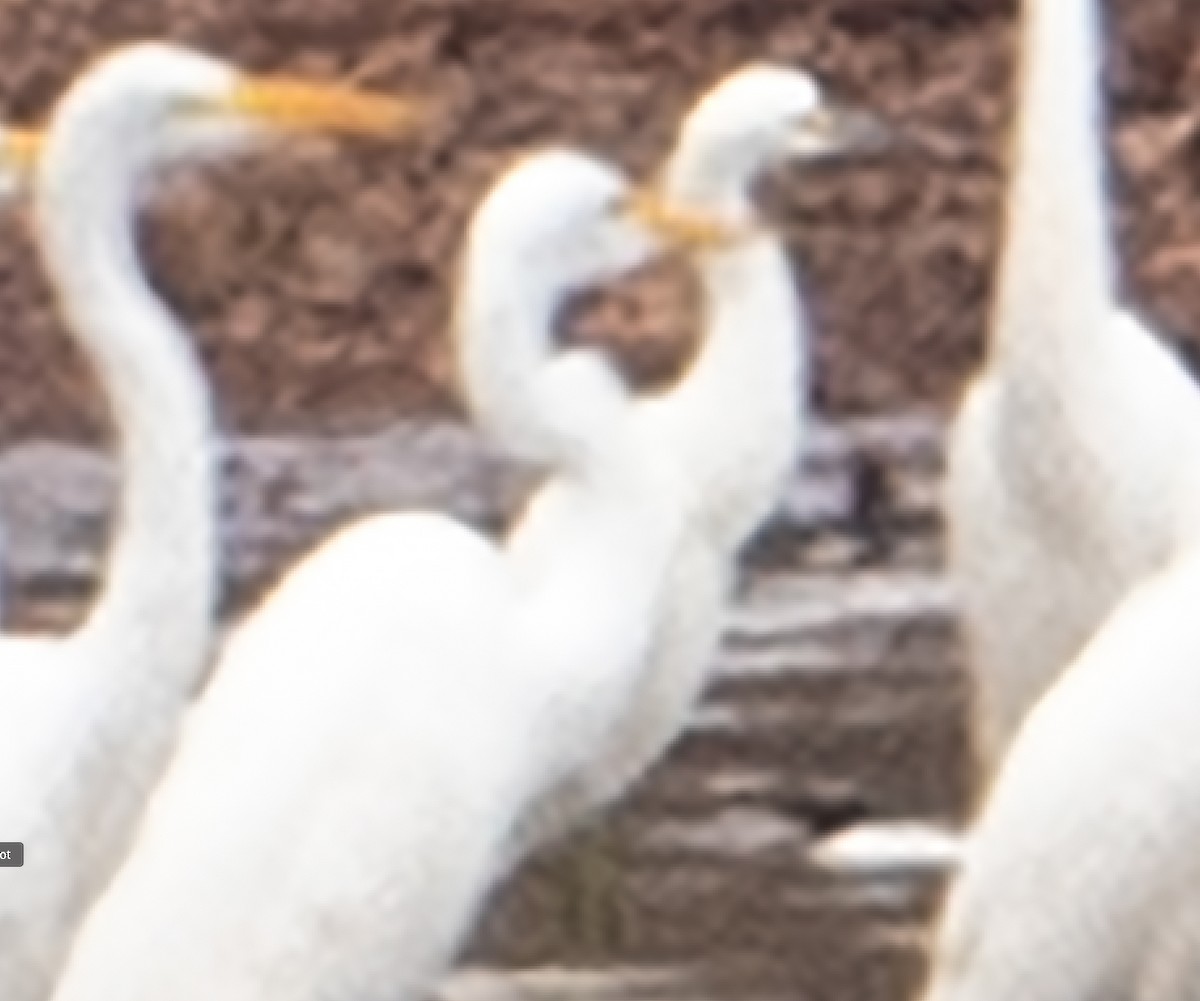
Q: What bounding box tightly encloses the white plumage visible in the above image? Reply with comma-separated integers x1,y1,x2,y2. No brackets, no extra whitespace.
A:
923,550,1200,1001
49,64,869,996
0,50,223,1001
49,149,689,1001
525,63,878,842
0,43,407,1001
49,61,876,1000
818,0,1200,877
949,0,1200,775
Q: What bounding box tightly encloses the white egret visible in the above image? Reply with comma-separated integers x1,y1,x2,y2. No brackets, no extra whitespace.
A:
48,149,704,1001
922,549,1200,1001
817,0,1200,876
951,0,1200,773
50,67,874,998
517,64,884,845
0,43,410,1001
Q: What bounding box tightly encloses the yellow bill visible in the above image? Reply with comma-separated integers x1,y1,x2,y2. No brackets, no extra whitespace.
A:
1,128,43,174
224,77,421,136
622,190,755,251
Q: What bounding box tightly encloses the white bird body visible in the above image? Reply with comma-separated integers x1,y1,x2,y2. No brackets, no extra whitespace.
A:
0,45,409,1001
524,66,842,838
0,51,220,1001
49,513,520,1000
561,239,801,827
51,71,865,996
50,150,689,1001
641,238,802,549
815,0,1200,880
951,309,1200,767
51,461,684,1001
923,550,1200,1001
949,0,1200,774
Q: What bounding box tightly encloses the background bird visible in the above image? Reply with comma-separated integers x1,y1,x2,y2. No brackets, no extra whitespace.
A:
48,147,705,1001
0,42,410,1001
922,547,1200,1001
815,0,1200,877
518,63,886,848
949,0,1200,773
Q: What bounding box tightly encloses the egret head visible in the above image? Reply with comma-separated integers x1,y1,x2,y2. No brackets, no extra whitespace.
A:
466,149,669,299
459,149,738,465
41,42,416,190
666,63,885,212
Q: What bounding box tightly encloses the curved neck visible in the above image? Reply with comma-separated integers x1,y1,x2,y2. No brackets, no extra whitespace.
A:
649,147,803,549
658,238,803,547
34,144,217,675
992,0,1116,368
455,255,628,487
661,131,757,226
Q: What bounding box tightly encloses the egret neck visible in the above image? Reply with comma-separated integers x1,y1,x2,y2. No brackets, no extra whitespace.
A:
35,120,216,685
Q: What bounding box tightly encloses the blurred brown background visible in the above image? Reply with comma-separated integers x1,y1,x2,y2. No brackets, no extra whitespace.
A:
0,0,1195,442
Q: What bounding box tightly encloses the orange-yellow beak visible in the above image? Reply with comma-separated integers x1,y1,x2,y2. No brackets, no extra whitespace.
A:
621,190,753,251
220,77,421,136
1,128,43,175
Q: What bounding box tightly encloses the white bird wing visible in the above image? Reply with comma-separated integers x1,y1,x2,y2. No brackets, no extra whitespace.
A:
926,553,1200,1001
50,510,534,1001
